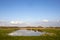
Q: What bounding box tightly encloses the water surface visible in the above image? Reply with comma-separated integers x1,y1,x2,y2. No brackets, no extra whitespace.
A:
8,30,45,36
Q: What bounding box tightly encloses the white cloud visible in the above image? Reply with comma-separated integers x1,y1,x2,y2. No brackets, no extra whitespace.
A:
10,21,23,24
42,19,49,22
56,20,60,22
10,21,31,26
0,20,60,27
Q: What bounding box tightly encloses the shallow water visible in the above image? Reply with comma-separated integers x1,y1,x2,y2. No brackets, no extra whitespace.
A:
8,30,45,36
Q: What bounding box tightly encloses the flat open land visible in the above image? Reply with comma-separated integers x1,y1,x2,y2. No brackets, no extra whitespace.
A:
0,27,60,40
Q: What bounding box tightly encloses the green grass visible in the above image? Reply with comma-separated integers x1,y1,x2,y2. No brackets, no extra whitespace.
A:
0,28,60,40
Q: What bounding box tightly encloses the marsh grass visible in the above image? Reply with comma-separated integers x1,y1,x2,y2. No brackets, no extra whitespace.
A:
0,28,60,40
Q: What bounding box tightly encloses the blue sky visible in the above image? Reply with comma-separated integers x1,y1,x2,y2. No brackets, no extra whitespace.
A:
0,0,60,27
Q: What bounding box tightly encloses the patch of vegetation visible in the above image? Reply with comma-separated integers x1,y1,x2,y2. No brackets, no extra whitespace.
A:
0,28,60,40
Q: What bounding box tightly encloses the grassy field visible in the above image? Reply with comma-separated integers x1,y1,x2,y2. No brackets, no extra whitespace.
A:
0,28,60,40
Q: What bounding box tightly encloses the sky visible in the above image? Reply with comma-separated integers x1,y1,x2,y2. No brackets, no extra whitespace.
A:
0,0,60,27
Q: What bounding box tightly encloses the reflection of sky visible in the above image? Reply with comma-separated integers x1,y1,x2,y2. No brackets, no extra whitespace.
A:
0,0,60,27
8,30,44,36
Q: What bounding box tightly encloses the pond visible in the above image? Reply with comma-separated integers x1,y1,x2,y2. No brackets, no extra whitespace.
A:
8,30,45,36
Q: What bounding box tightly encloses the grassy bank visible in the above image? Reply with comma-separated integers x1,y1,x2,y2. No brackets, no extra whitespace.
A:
0,28,60,40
